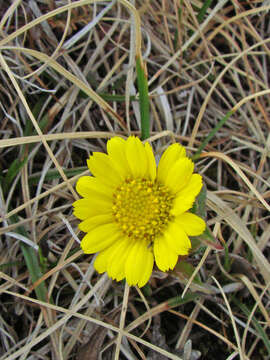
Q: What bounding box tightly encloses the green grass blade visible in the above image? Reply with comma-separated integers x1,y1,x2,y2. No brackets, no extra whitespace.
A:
233,299,270,356
168,292,199,308
197,0,213,24
20,243,48,302
193,109,233,160
136,57,150,140
173,0,184,50
2,113,50,303
99,93,137,102
11,215,48,302
0,261,21,270
2,157,28,194
28,166,86,185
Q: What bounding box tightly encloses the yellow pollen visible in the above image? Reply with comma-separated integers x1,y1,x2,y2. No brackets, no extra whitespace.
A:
112,178,174,242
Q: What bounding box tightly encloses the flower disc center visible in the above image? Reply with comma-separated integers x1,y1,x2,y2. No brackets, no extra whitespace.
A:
112,178,174,242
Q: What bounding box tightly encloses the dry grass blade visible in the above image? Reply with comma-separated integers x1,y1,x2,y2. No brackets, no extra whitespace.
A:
115,282,130,359
0,131,119,148
207,192,270,285
212,277,246,360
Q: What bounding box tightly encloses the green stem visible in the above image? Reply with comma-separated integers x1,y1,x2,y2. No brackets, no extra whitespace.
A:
136,57,150,140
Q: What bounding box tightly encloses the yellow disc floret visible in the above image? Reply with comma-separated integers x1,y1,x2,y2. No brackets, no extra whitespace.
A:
112,178,174,243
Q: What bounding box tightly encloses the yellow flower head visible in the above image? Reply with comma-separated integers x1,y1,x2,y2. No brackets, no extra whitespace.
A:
73,136,205,287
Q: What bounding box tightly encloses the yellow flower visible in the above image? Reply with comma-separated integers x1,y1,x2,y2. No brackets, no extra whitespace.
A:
73,136,205,287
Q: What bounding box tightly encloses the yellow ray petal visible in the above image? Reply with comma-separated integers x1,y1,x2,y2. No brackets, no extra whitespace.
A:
171,174,203,215
94,237,130,282
157,143,186,183
164,222,191,255
87,152,122,187
164,157,194,194
125,136,147,178
107,137,131,179
73,197,112,220
175,213,205,236
144,142,157,181
125,240,154,287
94,246,112,274
107,238,134,281
154,237,178,271
76,176,113,199
137,248,154,288
80,223,121,253
79,213,114,232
